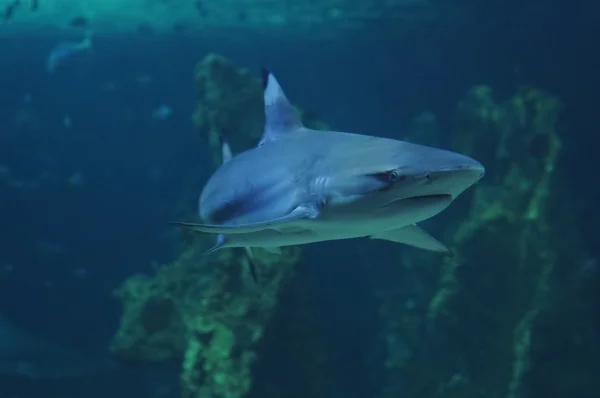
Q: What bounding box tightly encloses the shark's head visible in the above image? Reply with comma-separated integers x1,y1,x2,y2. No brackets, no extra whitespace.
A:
253,69,483,217
322,138,484,223
382,140,485,200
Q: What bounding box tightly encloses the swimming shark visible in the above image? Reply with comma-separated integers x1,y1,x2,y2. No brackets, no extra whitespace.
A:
0,314,113,379
173,69,484,260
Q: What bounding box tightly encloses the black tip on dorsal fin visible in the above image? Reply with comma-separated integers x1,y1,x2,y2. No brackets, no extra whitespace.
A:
260,67,270,90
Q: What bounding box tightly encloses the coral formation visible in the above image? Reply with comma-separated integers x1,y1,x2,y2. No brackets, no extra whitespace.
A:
111,53,325,398
375,85,591,398
193,54,264,167
111,242,301,398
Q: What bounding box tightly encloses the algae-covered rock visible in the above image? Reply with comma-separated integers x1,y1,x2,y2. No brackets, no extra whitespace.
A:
111,244,301,398
193,54,264,167
110,272,187,362
111,54,320,398
423,87,566,398
375,86,589,398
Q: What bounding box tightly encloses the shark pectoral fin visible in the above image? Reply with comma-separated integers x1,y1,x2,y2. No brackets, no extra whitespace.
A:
370,224,453,256
258,68,305,146
170,206,316,235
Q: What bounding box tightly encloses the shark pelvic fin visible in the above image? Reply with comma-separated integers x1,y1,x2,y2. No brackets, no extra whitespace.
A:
370,224,453,256
200,236,259,283
243,247,259,283
259,68,304,146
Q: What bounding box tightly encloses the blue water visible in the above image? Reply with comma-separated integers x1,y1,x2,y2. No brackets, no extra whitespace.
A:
0,1,598,396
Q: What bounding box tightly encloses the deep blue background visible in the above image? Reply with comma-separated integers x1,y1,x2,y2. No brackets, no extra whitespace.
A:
0,0,598,396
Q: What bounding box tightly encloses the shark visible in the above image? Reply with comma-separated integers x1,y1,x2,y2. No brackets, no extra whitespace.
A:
173,69,484,267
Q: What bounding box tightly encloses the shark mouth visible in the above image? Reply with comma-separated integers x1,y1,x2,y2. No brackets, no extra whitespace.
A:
384,194,452,208
409,194,452,201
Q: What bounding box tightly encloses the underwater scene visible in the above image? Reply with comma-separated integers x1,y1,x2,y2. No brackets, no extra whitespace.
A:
0,1,598,398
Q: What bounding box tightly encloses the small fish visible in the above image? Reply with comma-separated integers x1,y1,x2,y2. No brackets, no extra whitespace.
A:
67,172,84,186
63,114,72,128
72,267,89,279
172,69,485,258
2,0,19,21
152,104,173,120
194,0,208,17
35,240,67,256
30,0,38,11
102,81,117,92
68,16,88,28
136,74,152,86
46,31,93,73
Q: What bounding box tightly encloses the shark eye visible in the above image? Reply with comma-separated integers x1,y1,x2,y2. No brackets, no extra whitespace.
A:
368,171,404,186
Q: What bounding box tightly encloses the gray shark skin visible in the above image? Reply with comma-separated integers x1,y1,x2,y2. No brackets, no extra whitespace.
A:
0,314,114,379
173,69,485,256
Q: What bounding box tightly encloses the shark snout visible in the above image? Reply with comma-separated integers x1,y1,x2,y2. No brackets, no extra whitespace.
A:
418,152,484,199
429,151,484,179
392,144,484,200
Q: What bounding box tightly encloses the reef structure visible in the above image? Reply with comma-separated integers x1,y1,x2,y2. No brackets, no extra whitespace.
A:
110,53,327,398
374,85,597,398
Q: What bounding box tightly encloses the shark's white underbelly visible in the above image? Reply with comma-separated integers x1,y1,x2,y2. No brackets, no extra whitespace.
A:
221,194,453,248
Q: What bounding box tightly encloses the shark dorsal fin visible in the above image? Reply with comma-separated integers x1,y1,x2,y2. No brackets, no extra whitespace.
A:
219,135,233,163
259,68,304,146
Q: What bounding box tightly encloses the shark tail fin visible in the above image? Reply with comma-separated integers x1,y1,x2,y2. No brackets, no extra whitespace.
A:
259,68,304,146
